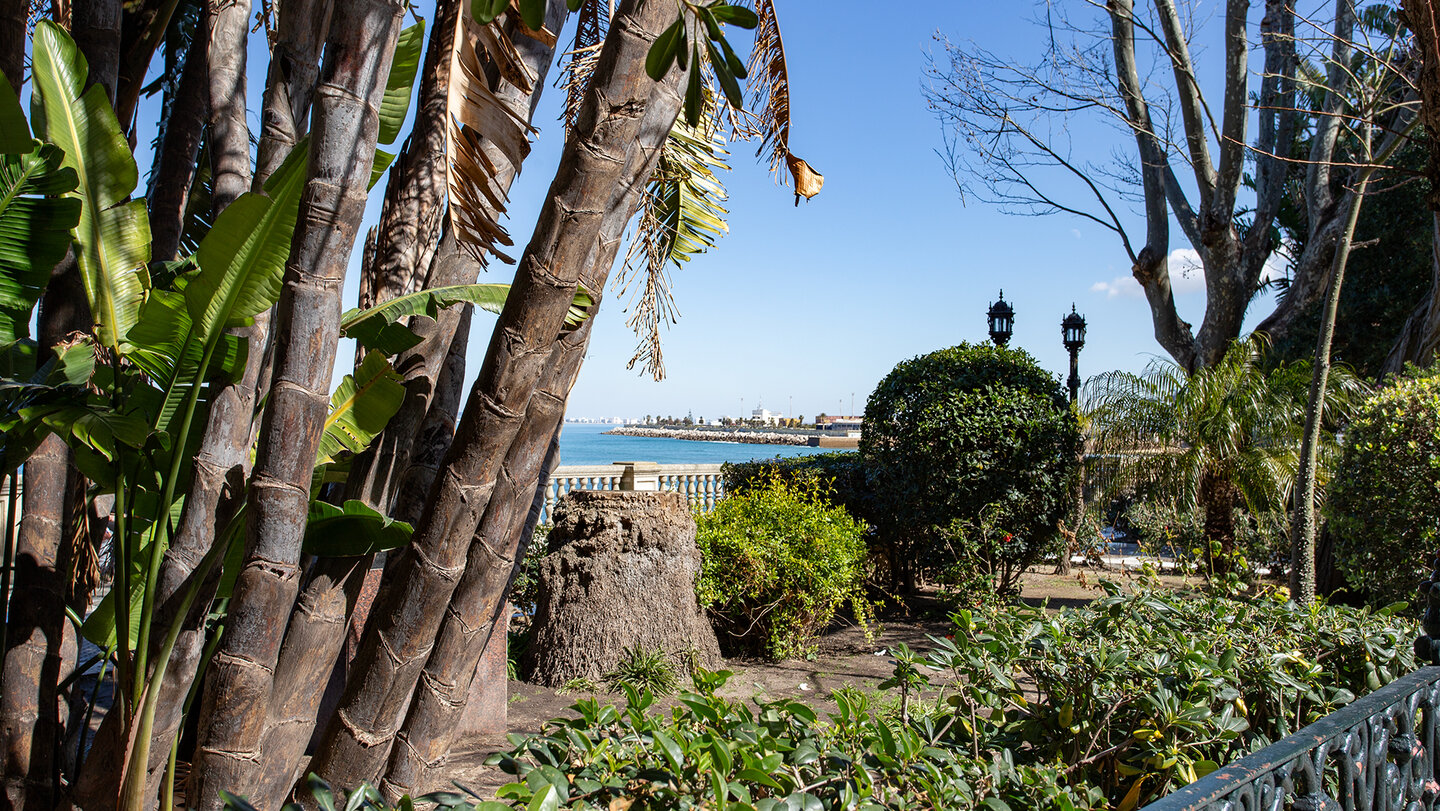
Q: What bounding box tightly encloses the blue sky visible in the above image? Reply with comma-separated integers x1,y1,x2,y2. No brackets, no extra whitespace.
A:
127,0,1288,422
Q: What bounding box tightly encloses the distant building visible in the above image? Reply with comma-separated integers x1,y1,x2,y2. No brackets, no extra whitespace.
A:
816,415,863,436
751,407,782,425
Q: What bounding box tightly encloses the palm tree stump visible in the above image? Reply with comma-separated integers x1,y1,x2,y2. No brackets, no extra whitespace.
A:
522,491,720,687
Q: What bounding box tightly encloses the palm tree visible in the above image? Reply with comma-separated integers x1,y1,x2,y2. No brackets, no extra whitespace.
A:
1085,338,1357,573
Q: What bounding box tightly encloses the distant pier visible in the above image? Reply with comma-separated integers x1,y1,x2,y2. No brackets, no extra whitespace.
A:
602,425,860,449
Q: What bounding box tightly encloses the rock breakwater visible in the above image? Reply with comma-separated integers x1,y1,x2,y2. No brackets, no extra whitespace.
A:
602,426,811,446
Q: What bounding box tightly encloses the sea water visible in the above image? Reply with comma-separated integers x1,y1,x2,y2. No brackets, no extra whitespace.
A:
556,422,836,466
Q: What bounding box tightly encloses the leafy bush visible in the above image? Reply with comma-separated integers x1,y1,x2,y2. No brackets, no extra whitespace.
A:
1329,366,1440,607
1124,502,1289,585
485,588,1413,811
695,477,871,659
488,675,1106,811
861,343,1082,598
722,452,872,522
940,586,1414,807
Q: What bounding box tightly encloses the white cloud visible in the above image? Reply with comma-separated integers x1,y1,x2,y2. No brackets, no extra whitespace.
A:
1090,248,1216,299
1071,228,1083,240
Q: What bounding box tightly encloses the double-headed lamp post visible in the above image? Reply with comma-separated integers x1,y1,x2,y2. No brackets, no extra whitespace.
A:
987,290,1014,347
1062,304,1087,404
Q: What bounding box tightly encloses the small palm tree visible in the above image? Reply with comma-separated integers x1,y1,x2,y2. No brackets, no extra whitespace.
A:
1085,337,1357,572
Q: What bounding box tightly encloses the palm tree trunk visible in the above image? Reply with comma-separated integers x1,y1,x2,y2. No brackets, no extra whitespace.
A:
71,0,120,102
0,0,24,91
1200,473,1239,575
348,2,566,512
249,555,372,808
185,3,404,809
308,0,686,787
114,0,178,130
1290,169,1372,604
148,35,209,263
72,4,333,806
205,0,250,211
1,435,71,811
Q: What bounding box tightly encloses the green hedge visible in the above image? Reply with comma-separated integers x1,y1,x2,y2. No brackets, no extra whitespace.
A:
721,452,872,524
695,477,871,659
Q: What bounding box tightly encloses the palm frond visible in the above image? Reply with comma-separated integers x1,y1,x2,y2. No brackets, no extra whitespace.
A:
735,0,822,204
445,10,540,265
617,100,732,380
557,0,609,135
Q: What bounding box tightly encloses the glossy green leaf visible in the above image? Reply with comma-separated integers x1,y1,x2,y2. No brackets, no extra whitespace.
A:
517,0,546,30
378,21,425,145
706,40,744,109
315,350,405,466
708,4,759,29
0,144,81,343
340,283,593,355
472,0,509,24
30,21,150,348
684,49,703,126
646,19,684,81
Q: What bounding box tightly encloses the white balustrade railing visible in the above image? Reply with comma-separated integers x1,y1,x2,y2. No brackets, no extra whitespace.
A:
540,462,725,524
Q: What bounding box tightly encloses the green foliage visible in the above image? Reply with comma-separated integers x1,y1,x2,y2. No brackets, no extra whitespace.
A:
487,675,1106,811
721,451,871,524
602,645,680,697
221,772,496,811
861,343,1081,598
485,589,1412,811
939,587,1413,807
695,477,871,659
1124,502,1289,585
1328,366,1440,606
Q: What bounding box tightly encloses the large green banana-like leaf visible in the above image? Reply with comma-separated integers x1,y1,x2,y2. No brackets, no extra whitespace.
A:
378,21,425,146
0,143,82,344
339,282,592,355
182,140,308,343
30,21,150,348
315,350,405,467
303,499,413,557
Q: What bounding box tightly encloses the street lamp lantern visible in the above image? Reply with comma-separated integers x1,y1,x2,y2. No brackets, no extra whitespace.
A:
1061,304,1087,403
987,290,1014,347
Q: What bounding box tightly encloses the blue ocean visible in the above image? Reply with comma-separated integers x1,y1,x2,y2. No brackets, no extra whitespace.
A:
556,422,835,466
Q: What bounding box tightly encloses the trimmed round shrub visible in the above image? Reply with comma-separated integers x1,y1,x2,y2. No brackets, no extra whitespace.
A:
1329,367,1440,607
861,343,1082,598
694,477,871,659
721,451,872,524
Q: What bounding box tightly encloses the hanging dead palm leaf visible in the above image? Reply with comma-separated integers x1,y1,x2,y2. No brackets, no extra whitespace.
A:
445,8,541,264
737,0,822,204
557,0,610,134
617,96,732,380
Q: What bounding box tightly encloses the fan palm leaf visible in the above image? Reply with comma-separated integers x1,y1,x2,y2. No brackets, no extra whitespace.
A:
736,0,822,204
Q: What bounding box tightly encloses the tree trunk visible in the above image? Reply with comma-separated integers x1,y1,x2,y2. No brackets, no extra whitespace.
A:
348,2,566,513
1290,170,1371,604
185,4,403,810
0,0,24,92
308,0,685,788
71,0,121,103
147,35,209,263
1,435,71,811
1199,473,1238,574
1383,214,1440,375
205,0,250,212
249,556,371,809
1389,0,1440,374
114,0,178,130
380,63,685,787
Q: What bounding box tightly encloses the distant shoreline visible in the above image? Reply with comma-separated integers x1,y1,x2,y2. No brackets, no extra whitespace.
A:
600,425,861,450
602,426,812,447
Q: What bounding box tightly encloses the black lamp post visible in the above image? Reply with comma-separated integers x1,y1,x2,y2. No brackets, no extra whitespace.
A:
987,290,1014,347
1062,304,1087,404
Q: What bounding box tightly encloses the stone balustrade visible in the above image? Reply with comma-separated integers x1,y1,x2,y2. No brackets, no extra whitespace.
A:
540,461,725,524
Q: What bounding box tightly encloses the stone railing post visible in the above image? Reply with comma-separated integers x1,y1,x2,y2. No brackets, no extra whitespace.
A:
617,461,661,491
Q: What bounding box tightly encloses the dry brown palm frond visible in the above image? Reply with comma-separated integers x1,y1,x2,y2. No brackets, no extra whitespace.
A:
557,0,610,134
736,0,822,204
445,10,540,264
618,95,731,380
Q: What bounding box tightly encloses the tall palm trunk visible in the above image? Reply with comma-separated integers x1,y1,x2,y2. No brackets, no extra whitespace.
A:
308,0,686,787
71,5,333,807
349,1,566,512
1199,472,1239,574
147,35,209,263
185,4,404,809
381,68,684,789
205,0,250,211
0,0,24,91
